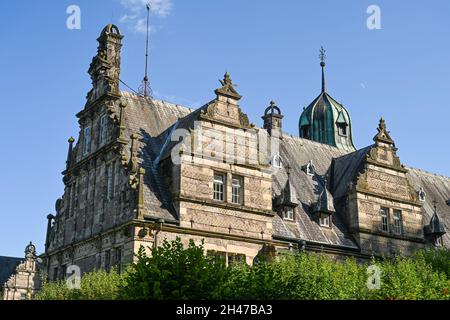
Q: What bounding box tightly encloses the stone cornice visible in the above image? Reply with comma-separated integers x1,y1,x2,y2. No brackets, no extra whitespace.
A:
356,187,421,207
177,195,275,217
358,228,425,243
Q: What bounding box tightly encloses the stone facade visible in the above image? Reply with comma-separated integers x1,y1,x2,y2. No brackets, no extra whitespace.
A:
2,243,39,300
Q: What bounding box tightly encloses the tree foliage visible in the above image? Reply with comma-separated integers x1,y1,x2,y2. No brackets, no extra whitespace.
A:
35,238,450,300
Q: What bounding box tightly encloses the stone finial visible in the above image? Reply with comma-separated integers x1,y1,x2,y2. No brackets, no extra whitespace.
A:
66,137,75,169
373,117,394,145
214,72,242,100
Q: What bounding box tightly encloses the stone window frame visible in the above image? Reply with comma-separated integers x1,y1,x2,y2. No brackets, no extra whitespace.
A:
380,207,390,232
207,250,246,266
393,209,403,235
104,250,111,272
106,161,115,201
282,207,294,221
231,175,244,205
213,172,226,202
98,114,108,147
83,126,91,156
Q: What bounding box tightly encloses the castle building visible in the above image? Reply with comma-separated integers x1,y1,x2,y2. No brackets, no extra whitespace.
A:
6,25,448,292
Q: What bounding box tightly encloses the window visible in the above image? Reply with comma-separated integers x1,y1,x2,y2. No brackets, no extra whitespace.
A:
207,250,246,266
227,253,246,266
306,160,315,176
282,207,294,221
105,250,111,272
319,214,330,227
213,173,225,201
231,176,243,205
61,265,67,280
99,115,107,146
435,236,443,247
380,207,390,232
114,247,122,273
53,267,58,281
106,163,114,200
393,210,403,235
272,154,282,168
301,125,310,139
83,127,91,155
337,123,347,136
418,187,426,202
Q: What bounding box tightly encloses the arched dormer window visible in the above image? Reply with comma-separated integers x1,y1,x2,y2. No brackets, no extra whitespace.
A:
272,153,282,169
302,160,315,176
418,187,426,202
337,123,347,136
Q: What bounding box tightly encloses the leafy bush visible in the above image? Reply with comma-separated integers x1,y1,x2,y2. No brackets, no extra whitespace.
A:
119,238,228,300
34,268,126,300
35,239,450,300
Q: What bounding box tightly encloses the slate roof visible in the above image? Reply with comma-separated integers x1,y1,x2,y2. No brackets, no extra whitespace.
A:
117,91,450,249
119,92,193,221
0,256,21,287
406,167,450,244
331,146,372,199
271,135,358,248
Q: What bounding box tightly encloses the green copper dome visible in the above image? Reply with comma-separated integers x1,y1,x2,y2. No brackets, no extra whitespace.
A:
299,48,356,152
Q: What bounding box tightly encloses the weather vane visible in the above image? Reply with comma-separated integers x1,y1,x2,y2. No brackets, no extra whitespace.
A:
319,46,326,66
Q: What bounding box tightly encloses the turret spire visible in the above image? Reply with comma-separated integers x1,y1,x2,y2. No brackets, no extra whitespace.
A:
319,46,326,93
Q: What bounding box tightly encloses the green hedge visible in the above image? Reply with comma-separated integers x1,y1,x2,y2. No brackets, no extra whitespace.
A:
35,238,450,300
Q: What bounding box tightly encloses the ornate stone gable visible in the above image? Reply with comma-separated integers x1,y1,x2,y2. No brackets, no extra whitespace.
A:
200,73,251,129
355,118,419,204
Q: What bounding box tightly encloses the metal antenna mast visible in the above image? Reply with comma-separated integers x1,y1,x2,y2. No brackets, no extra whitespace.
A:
139,2,152,98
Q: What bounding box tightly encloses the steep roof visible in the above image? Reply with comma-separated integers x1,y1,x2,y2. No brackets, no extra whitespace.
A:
0,256,21,287
272,135,358,248
119,92,193,221
406,167,450,244
117,91,450,249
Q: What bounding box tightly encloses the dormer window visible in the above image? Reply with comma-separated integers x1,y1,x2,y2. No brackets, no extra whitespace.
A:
337,123,347,136
418,187,426,202
83,127,91,156
282,207,294,221
305,160,315,176
434,236,443,247
99,115,107,146
272,153,282,168
319,213,330,227
301,125,310,139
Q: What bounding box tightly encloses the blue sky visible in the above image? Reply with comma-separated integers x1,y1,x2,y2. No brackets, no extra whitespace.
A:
0,0,449,257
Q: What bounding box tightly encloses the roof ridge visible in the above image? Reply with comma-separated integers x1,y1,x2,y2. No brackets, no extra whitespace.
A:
405,165,450,181
120,90,195,112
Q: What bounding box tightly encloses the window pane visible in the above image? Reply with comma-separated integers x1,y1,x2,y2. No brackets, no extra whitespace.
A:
213,173,225,201
232,176,242,204
381,207,389,232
